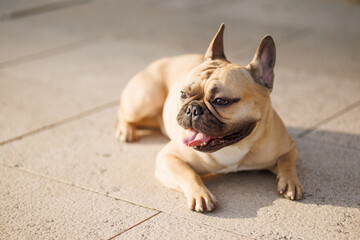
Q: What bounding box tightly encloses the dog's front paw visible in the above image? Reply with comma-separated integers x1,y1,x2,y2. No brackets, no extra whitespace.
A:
186,187,218,212
277,176,304,200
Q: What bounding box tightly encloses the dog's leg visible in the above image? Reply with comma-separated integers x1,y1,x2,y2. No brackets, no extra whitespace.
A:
155,142,218,212
276,146,304,200
115,61,167,142
115,109,162,142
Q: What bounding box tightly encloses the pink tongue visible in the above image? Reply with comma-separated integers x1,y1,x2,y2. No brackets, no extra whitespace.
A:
183,129,212,147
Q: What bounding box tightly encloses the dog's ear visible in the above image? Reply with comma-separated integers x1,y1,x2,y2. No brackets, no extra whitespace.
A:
204,23,227,60
248,35,276,90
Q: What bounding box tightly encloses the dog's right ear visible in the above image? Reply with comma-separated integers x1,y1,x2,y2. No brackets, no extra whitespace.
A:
204,23,227,61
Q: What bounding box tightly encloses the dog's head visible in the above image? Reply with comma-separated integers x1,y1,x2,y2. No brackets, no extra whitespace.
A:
177,23,276,152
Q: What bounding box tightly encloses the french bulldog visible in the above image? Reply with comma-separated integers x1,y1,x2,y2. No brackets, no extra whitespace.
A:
115,23,303,212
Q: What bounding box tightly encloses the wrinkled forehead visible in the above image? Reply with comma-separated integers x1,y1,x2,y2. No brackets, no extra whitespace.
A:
184,60,251,91
188,60,229,81
184,60,229,89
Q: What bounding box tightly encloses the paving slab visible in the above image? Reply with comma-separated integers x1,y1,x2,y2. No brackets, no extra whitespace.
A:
0,20,77,65
305,104,360,150
0,107,165,198
109,0,300,59
1,107,359,239
115,213,247,240
125,0,239,12
202,0,360,34
269,66,360,137
0,165,158,240
0,0,69,17
0,37,183,144
276,30,360,81
119,15,303,61
231,29,360,82
0,0,173,64
0,0,97,64
0,0,303,66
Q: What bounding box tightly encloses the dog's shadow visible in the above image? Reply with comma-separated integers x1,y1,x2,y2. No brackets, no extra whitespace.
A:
202,171,279,218
134,127,360,218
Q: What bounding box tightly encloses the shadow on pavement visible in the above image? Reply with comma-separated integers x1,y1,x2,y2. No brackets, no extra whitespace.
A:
133,126,360,218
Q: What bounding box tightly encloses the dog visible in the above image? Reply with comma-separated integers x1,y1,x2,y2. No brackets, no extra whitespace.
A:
115,23,303,212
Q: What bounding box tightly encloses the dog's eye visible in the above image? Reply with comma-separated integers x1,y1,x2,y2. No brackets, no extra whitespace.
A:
180,91,187,100
213,98,229,106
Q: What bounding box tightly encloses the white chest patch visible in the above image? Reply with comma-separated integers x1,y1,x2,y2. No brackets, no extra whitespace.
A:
209,144,252,174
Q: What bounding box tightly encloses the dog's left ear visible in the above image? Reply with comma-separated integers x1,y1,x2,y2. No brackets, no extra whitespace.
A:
248,35,276,90
204,23,227,61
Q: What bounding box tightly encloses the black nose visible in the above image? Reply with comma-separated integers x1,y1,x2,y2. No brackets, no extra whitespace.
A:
186,104,204,118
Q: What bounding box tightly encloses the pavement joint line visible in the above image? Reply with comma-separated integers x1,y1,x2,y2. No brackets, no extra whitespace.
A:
0,100,119,147
201,224,256,240
108,211,255,239
298,98,360,138
164,211,256,240
0,0,92,21
0,162,161,213
0,35,103,70
3,164,258,239
2,160,252,239
108,212,162,239
2,164,258,239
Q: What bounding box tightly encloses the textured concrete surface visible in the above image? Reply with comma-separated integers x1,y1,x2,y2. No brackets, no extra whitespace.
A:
1,0,359,239
0,166,159,239
114,213,247,240
0,37,181,142
306,105,360,150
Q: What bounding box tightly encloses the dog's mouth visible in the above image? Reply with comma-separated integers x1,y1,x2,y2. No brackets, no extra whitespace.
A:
182,121,257,153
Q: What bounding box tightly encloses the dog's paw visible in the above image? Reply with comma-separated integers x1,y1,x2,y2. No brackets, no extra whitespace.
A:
277,176,304,200
186,187,218,212
115,119,136,142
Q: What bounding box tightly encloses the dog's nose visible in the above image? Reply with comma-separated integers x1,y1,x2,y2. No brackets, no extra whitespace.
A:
186,104,204,118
